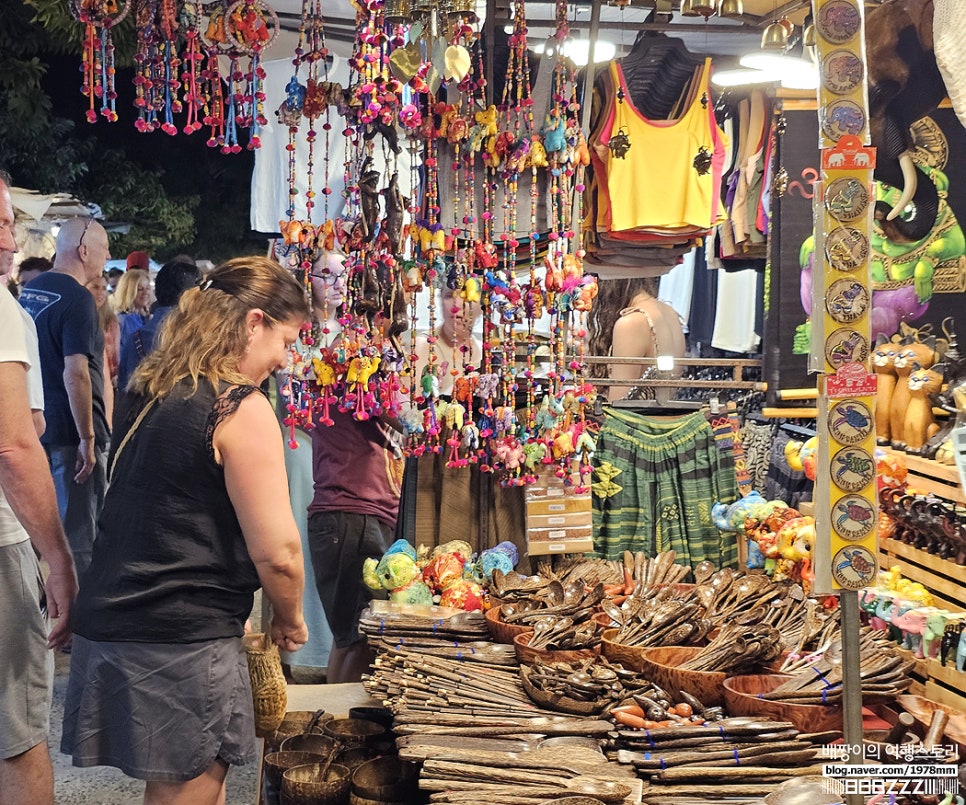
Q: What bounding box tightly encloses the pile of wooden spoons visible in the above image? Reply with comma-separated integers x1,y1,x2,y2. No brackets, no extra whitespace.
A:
609,716,830,799
520,657,644,713
680,624,784,675
761,632,914,704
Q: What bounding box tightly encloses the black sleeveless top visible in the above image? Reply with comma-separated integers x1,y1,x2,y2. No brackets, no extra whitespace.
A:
72,380,262,643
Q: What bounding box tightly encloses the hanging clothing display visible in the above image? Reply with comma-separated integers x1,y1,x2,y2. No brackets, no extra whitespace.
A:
582,35,727,276
591,408,738,567
711,267,761,353
601,59,726,235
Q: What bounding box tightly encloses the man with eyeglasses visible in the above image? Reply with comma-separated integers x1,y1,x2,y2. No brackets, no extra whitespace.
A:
0,173,77,803
19,215,112,581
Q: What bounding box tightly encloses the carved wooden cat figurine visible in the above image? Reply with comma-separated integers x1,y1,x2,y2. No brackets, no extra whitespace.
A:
903,363,944,454
873,335,899,445
890,338,936,450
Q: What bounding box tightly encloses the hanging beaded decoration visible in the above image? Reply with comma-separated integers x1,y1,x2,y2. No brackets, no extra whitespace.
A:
179,1,206,134
71,0,132,123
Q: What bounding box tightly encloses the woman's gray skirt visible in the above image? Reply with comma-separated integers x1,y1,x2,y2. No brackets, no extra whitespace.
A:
61,634,258,782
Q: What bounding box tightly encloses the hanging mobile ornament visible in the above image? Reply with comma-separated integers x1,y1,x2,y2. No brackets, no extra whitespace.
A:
180,1,206,134
225,0,279,150
200,0,232,148
70,0,132,123
133,0,163,132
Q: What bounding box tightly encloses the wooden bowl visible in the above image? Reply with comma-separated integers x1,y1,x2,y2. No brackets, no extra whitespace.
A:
635,645,727,707
333,746,379,772
264,751,327,789
281,762,351,805
600,628,648,673
322,718,386,748
897,694,966,753
280,734,339,756
519,666,607,716
485,606,535,645
723,674,844,734
351,756,420,801
267,711,331,752
513,631,600,666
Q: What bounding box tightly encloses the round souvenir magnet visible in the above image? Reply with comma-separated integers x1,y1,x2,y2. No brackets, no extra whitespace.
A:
821,100,866,142
831,446,876,492
825,327,869,369
828,400,874,445
822,50,864,95
826,278,870,323
831,545,878,589
825,177,870,222
832,494,877,541
817,1,861,44
825,226,869,272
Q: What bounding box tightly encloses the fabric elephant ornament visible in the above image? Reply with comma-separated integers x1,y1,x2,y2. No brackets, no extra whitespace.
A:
362,547,434,605
712,491,766,533
891,606,933,657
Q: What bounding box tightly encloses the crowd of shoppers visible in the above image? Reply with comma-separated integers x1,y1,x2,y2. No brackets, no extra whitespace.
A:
1,169,415,803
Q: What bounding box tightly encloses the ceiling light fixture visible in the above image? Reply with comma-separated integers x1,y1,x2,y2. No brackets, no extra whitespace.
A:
718,0,742,17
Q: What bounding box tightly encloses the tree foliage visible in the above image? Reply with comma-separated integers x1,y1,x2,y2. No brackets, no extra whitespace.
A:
2,0,259,263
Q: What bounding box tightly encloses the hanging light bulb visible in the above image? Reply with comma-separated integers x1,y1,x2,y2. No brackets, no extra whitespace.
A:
761,19,789,49
718,0,742,17
680,0,701,17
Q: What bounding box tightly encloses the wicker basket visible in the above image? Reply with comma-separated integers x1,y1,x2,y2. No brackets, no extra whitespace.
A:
485,606,536,645
243,633,288,736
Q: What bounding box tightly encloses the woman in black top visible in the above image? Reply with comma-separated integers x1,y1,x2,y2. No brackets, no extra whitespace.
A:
62,256,310,804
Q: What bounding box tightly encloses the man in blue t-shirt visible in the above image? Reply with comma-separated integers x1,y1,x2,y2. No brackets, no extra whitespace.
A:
19,217,111,579
116,259,201,400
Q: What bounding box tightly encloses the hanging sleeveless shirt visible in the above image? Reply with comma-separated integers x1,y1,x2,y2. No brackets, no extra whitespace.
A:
603,58,727,234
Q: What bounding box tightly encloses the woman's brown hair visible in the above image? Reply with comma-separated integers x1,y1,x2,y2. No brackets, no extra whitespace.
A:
130,256,310,398
586,277,660,381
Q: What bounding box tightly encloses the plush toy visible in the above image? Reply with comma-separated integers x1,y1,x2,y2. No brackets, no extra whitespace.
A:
784,435,818,479
362,541,434,605
478,541,518,581
440,578,484,611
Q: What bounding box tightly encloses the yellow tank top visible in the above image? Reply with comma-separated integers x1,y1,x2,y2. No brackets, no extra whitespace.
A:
604,58,726,233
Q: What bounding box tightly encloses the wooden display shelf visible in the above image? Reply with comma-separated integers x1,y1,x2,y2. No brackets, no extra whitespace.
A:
879,538,966,613
874,450,966,711
894,647,966,713
883,448,965,505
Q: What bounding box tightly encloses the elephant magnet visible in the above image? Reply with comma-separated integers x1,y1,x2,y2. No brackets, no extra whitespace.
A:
826,278,870,323
822,100,866,142
822,50,865,95
817,1,861,44
832,493,877,540
831,446,876,492
825,225,869,272
831,544,878,589
828,400,874,445
825,177,870,222
825,327,869,369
